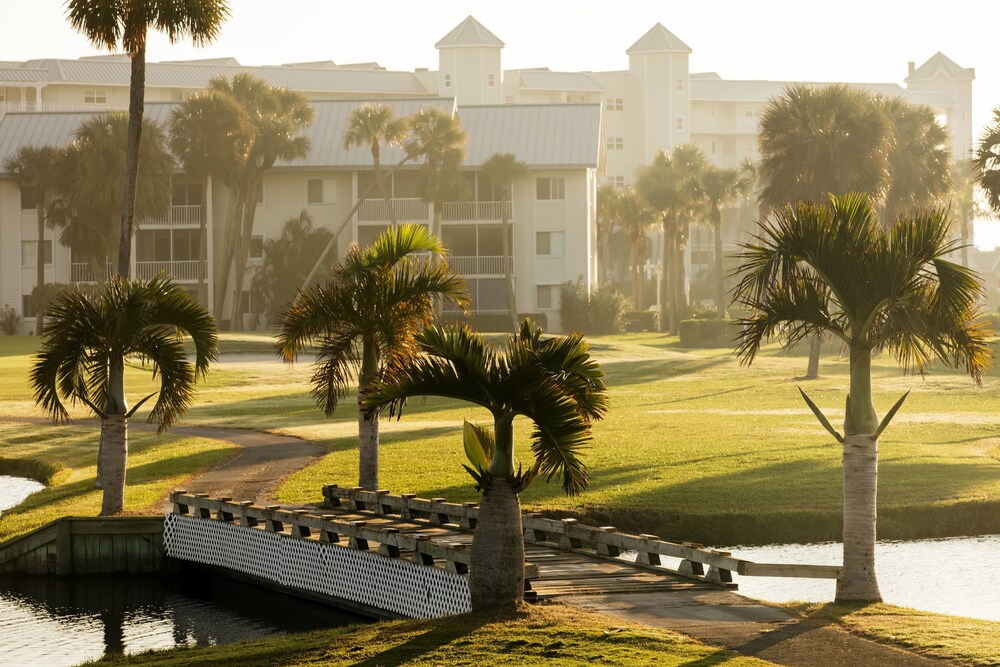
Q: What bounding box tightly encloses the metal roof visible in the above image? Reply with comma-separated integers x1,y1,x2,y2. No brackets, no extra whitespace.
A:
0,67,48,84
21,58,430,94
458,104,601,168
626,24,692,55
691,79,910,103
906,52,974,82
435,16,504,49
515,70,602,92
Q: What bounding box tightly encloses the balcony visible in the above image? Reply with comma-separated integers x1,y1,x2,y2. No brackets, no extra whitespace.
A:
442,201,511,222
142,205,202,228
358,198,429,222
70,263,114,283
448,255,513,277
691,118,758,134
135,260,202,281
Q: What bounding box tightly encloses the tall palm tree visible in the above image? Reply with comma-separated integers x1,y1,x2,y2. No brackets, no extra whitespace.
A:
481,153,526,331
364,320,609,610
405,107,469,239
596,184,624,287
66,0,229,279
168,90,252,309
276,224,469,490
618,187,654,309
732,193,991,602
973,107,1000,264
344,104,409,227
701,165,750,318
4,146,61,333
635,146,706,333
31,276,218,515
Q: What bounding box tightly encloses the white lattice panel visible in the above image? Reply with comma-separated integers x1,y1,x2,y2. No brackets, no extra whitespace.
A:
163,513,471,618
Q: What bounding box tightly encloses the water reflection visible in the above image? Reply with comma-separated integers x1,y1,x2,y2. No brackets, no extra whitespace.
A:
0,572,365,666
0,475,45,514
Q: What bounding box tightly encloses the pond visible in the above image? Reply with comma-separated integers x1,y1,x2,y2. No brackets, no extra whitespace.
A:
0,572,367,666
0,475,45,514
724,536,1000,621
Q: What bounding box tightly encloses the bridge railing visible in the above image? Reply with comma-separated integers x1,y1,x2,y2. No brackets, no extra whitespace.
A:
321,485,843,584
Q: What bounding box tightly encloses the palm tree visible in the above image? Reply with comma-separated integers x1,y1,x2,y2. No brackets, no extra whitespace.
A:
276,224,469,490
344,104,409,227
364,320,608,610
973,107,1000,264
481,153,527,331
4,146,61,333
732,193,991,602
701,165,750,318
31,276,219,515
596,184,624,287
618,187,654,309
405,107,469,239
66,0,229,279
168,90,252,309
635,146,706,333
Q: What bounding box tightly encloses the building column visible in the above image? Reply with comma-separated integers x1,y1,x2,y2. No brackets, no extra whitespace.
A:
206,174,215,315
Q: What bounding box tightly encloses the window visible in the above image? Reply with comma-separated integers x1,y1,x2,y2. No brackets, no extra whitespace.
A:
606,137,624,151
605,98,623,112
20,187,38,210
536,231,565,257
253,179,264,206
676,78,684,92
307,178,338,205
21,240,52,266
536,284,559,310
172,229,201,261
22,294,35,319
444,74,452,88
608,176,625,189
249,235,264,259
488,73,496,88
240,289,264,315
536,177,565,201
744,109,754,118
84,88,107,104
676,117,685,131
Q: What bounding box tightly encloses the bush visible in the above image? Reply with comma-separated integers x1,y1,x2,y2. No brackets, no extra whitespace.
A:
686,304,719,320
559,280,627,334
699,318,732,342
0,304,20,335
625,311,658,332
678,320,700,347
438,311,547,333
677,318,734,348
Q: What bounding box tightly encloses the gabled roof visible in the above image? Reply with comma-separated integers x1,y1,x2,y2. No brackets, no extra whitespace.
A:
906,52,975,82
20,58,430,95
515,70,601,92
626,23,691,55
458,103,601,168
435,16,504,49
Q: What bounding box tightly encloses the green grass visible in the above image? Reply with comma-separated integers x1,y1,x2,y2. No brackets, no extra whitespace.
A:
0,420,235,541
785,602,1000,666
82,603,777,666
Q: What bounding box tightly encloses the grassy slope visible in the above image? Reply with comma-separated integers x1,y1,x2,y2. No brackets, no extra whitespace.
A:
83,603,776,667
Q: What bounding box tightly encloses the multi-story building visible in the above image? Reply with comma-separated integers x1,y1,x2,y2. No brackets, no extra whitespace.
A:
0,17,974,332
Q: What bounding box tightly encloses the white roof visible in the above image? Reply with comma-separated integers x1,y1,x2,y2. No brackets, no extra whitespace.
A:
626,24,692,55
435,16,504,49
691,79,914,103
515,70,602,92
907,52,974,82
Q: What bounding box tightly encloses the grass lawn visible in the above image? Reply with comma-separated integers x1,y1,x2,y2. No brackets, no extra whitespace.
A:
81,602,776,666
2,332,999,544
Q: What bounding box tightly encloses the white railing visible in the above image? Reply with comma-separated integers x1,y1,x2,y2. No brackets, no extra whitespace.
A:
0,101,119,116
441,201,511,222
70,262,114,283
142,205,202,227
448,255,513,276
135,260,201,281
691,118,758,134
358,198,428,222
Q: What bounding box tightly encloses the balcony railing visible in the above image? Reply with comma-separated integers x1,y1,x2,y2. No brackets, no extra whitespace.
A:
135,260,202,281
70,263,114,283
441,201,511,222
142,205,202,227
448,255,513,276
691,118,758,134
358,198,429,222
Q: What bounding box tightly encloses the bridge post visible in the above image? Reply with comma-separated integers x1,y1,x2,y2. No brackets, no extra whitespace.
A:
377,528,400,557
460,503,478,530
319,515,341,543
238,501,259,527
411,535,435,565
636,534,662,566
594,527,620,557
291,510,311,538
215,497,234,523
399,493,416,520
559,518,582,549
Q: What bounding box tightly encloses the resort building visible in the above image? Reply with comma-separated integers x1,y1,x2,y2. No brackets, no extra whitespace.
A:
0,17,974,332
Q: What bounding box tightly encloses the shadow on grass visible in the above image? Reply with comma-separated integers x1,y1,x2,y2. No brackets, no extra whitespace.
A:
349,614,491,667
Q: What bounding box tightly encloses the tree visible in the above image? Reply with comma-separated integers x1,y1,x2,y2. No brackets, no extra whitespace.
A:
168,90,252,308
48,113,173,284
732,193,991,602
701,165,750,318
66,0,229,279
364,320,608,610
481,153,527,331
31,276,218,515
596,184,624,287
344,104,409,227
973,107,1000,265
617,187,655,309
4,146,61,333
276,224,469,490
635,146,706,333
251,210,333,325
406,107,469,239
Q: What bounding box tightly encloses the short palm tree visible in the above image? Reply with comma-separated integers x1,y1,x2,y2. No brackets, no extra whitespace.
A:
276,224,469,490
344,104,410,226
66,0,229,278
481,153,527,331
596,184,624,286
406,107,469,239
31,276,219,515
732,193,991,602
364,320,609,610
973,107,1000,235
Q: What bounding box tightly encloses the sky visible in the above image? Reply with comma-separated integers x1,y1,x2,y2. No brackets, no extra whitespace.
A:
3,0,1000,246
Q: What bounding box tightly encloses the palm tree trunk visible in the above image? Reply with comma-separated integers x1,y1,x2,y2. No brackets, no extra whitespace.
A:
230,182,259,330
198,176,209,308
213,187,243,322
837,346,882,602
35,198,46,334
673,240,686,333
373,151,396,227
470,477,524,611
659,217,670,332
630,241,640,308
713,211,726,319
806,335,822,379
501,198,518,332
117,44,146,279
100,356,129,516
357,340,380,489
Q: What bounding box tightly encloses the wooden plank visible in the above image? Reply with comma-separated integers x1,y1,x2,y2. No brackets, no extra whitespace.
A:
738,562,843,579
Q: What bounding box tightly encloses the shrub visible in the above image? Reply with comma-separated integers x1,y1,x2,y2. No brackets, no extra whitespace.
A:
625,311,658,332
678,320,700,347
559,280,627,334
0,304,20,335
678,318,734,348
438,312,547,333
700,318,732,342
686,304,719,320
